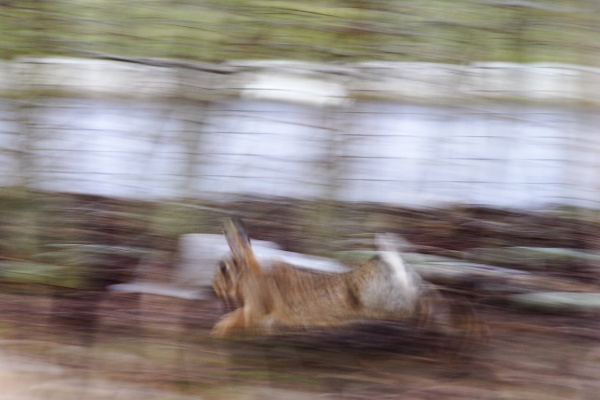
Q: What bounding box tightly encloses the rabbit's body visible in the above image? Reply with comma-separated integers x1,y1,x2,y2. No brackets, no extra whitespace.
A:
251,259,415,327
211,218,432,337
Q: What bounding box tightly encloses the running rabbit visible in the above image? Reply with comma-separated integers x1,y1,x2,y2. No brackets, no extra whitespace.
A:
211,218,445,337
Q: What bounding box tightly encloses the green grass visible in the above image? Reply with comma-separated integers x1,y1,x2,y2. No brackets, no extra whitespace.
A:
0,0,599,65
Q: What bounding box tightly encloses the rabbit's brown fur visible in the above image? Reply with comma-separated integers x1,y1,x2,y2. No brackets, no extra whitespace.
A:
211,218,434,337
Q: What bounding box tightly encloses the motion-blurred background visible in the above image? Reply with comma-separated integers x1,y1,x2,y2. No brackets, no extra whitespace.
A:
1,1,600,399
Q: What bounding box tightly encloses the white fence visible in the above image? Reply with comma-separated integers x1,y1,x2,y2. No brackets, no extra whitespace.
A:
2,58,600,105
1,58,600,209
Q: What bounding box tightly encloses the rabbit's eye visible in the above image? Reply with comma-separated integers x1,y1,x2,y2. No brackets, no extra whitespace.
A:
219,261,228,274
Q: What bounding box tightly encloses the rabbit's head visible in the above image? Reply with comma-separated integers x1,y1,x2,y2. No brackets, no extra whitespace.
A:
214,256,250,309
212,217,263,307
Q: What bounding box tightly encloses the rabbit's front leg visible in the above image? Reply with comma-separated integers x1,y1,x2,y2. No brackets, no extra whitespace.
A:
212,307,246,337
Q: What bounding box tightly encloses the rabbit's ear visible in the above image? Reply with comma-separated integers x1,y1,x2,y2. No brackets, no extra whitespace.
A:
224,217,262,275
224,217,250,256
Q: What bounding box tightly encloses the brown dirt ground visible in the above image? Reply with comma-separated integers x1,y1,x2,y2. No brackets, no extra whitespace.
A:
1,287,599,400
1,194,600,399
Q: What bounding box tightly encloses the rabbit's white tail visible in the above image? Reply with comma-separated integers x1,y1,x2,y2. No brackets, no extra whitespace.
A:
375,233,421,305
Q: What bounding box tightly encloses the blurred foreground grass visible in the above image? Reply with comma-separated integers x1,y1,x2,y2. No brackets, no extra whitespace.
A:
1,0,600,65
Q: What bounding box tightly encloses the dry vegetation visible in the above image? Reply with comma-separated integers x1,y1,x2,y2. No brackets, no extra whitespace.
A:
1,190,599,399
2,0,600,65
